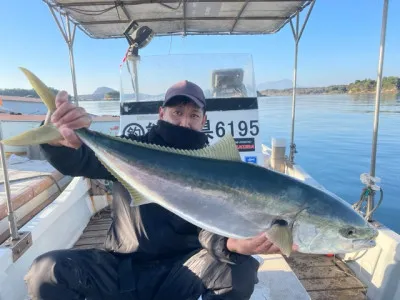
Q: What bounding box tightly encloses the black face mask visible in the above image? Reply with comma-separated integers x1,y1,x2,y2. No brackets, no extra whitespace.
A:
148,120,208,150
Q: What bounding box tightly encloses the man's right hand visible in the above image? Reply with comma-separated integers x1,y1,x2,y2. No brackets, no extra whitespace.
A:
49,91,92,149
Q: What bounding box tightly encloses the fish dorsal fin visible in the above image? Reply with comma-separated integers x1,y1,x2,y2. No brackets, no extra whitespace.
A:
104,133,242,162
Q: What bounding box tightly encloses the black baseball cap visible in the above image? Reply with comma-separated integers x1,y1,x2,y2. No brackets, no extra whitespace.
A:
163,80,206,110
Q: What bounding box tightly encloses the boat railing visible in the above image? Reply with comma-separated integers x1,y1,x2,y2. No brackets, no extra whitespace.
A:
0,143,32,262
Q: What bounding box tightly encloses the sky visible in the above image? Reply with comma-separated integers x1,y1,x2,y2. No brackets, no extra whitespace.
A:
0,0,399,95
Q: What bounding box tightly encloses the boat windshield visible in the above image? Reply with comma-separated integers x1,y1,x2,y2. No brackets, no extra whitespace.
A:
120,53,256,103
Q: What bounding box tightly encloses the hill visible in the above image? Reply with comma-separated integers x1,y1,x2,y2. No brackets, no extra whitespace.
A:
4,76,398,101
348,77,400,94
93,87,116,95
0,87,62,98
258,76,400,96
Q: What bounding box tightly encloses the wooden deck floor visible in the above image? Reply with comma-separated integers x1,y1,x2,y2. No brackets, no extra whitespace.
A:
73,207,112,250
284,253,366,300
73,207,367,300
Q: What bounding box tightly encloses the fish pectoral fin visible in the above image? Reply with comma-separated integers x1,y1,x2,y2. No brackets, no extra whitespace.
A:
1,124,62,146
265,221,293,257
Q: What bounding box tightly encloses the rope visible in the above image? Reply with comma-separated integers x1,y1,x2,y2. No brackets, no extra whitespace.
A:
65,5,118,16
352,185,383,221
63,1,182,17
159,0,183,10
332,255,368,293
343,249,369,262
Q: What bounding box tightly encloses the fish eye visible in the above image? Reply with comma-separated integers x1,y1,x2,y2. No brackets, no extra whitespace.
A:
272,219,288,226
340,227,356,238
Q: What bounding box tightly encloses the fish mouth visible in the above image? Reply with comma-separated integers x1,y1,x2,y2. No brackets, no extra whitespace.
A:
352,239,376,251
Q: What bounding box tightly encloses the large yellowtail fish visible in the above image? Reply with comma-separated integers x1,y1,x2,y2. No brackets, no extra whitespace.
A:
1,68,378,257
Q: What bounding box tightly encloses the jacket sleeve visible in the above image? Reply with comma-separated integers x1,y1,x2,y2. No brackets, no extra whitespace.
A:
198,229,245,264
40,143,116,181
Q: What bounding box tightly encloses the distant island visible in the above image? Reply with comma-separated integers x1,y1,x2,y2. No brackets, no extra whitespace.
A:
257,76,400,97
2,76,399,100
0,87,61,98
0,86,165,102
0,86,118,101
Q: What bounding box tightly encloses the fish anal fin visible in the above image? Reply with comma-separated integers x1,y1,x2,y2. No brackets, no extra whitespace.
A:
92,151,152,207
265,220,293,257
127,187,152,207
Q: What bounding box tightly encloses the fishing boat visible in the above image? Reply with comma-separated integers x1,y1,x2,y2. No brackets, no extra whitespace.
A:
0,1,398,299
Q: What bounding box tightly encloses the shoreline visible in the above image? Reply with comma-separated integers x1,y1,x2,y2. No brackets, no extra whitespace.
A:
258,90,400,97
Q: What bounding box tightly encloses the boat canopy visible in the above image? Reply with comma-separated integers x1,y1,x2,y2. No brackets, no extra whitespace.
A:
44,0,313,38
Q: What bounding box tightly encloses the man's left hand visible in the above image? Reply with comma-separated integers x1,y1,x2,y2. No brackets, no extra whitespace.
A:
226,233,293,255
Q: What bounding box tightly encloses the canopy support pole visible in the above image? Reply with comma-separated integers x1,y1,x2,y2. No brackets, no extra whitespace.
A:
47,3,79,105
366,0,389,221
288,0,315,164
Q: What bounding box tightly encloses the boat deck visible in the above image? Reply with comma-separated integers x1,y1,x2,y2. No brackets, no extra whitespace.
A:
285,254,366,300
73,207,367,299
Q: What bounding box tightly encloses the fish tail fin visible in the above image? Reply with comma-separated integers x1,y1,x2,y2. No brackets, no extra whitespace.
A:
19,67,57,113
1,68,62,146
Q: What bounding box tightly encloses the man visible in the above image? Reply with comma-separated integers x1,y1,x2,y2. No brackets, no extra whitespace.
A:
25,80,282,300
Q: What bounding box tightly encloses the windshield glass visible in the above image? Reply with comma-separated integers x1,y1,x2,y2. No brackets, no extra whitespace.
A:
120,53,256,102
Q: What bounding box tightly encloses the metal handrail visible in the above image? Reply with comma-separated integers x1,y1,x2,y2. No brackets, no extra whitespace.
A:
0,143,19,240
